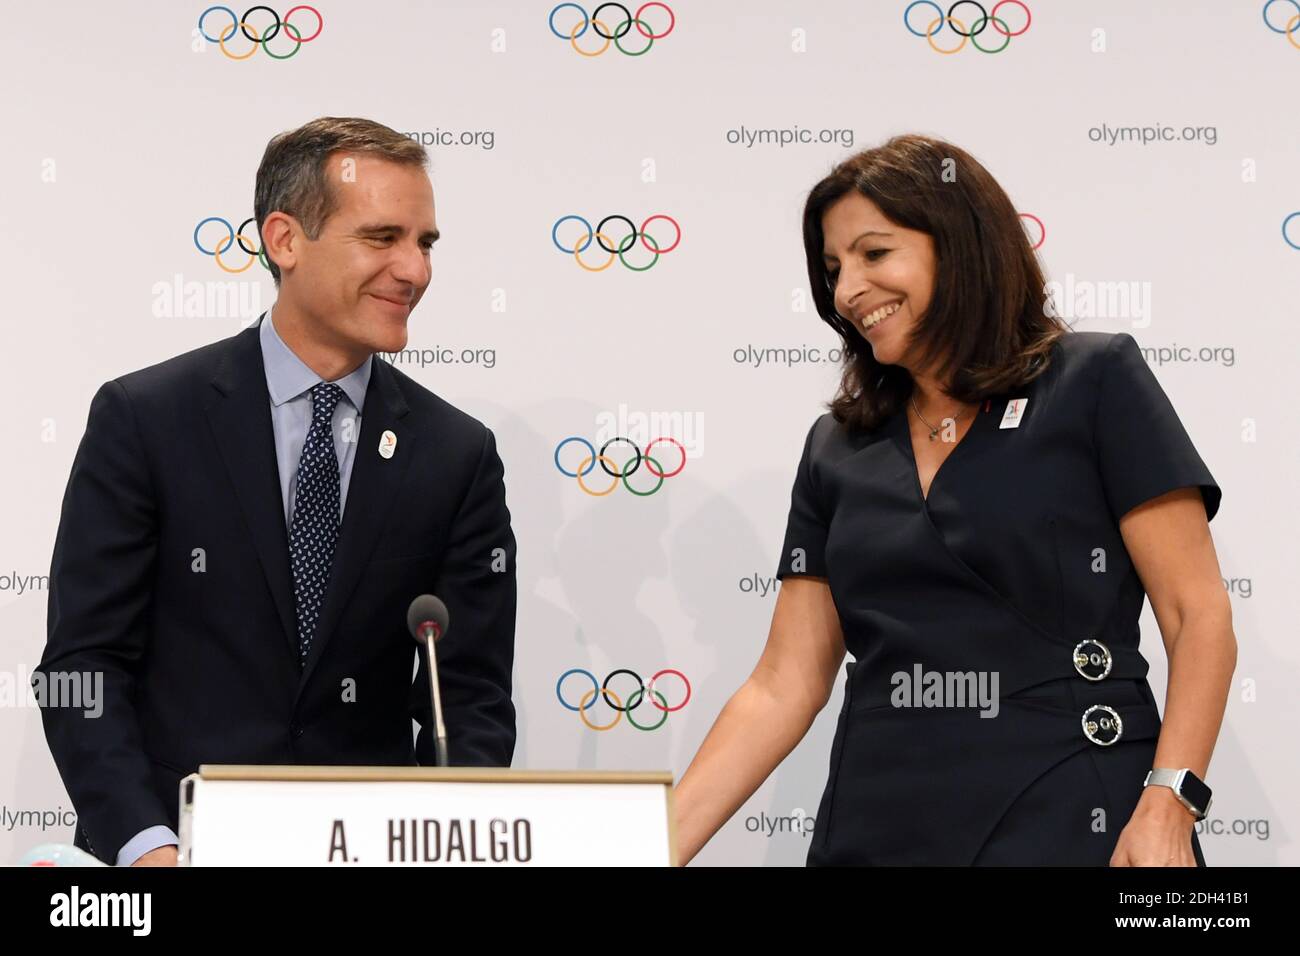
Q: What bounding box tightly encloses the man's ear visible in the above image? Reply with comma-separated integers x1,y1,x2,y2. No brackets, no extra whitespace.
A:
260,211,300,277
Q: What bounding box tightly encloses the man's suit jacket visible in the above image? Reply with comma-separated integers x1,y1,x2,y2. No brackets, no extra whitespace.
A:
35,316,518,863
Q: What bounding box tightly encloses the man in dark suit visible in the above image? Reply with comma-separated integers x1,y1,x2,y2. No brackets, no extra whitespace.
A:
34,117,517,866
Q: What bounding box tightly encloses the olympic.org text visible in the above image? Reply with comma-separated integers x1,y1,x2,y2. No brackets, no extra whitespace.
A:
403,129,496,150
1089,124,1218,146
381,347,497,369
734,343,1234,369
726,125,855,149
1223,577,1252,599
2,805,77,832
1141,344,1235,367
1,668,103,718
0,571,47,595
745,809,815,838
734,345,844,368
1196,816,1270,840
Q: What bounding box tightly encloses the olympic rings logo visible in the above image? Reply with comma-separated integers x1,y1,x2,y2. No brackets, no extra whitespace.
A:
1263,1,1300,47
1020,212,1045,251
194,216,271,273
197,5,324,60
903,1,1031,53
554,436,686,496
547,3,675,56
556,668,691,731
551,214,682,271
1283,212,1300,250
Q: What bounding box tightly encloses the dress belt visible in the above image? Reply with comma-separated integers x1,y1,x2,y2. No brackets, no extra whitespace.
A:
843,675,1162,748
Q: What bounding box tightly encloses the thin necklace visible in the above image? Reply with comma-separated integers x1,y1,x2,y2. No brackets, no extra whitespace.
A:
910,394,974,442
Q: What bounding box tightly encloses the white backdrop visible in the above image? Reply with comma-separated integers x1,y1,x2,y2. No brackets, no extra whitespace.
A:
0,0,1295,865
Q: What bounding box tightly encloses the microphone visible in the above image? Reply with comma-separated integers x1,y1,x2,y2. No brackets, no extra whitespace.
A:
406,594,451,767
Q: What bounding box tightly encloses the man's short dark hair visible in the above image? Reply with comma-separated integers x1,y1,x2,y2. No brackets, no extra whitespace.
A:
254,116,429,286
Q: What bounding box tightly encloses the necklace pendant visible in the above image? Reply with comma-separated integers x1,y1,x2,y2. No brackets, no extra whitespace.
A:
927,428,939,441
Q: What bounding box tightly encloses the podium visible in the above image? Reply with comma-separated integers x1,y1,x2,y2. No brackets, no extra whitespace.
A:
178,765,677,866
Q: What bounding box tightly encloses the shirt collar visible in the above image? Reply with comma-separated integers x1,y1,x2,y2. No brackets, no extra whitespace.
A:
259,304,372,413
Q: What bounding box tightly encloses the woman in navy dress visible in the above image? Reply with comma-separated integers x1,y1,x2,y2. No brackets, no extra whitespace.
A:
674,135,1236,866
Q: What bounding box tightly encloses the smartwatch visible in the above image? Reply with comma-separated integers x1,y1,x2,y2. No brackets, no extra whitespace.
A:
1143,767,1213,821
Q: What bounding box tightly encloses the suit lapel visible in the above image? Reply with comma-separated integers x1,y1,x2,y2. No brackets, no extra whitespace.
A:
203,314,299,661
297,356,413,695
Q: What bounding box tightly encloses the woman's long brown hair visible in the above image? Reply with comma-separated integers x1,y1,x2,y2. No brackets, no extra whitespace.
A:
802,134,1070,432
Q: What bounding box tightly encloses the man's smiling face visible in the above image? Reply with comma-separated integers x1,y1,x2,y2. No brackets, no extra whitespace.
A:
275,150,439,355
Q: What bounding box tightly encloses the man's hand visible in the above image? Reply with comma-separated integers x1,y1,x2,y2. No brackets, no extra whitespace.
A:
131,845,178,867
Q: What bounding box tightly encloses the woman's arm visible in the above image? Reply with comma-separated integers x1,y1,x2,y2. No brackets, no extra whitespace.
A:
1110,486,1237,866
673,576,846,866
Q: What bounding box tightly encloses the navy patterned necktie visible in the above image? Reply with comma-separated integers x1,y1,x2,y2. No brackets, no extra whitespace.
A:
289,382,345,667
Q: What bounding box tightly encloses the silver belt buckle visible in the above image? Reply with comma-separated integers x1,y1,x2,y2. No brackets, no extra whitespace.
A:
1081,704,1123,746
1073,639,1113,681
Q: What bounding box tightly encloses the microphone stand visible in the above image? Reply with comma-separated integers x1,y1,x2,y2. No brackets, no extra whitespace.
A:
422,623,449,767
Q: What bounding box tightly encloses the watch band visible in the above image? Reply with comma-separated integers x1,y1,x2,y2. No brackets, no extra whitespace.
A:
1144,767,1212,820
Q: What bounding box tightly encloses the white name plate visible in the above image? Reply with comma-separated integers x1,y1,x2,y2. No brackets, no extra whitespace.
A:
178,766,676,867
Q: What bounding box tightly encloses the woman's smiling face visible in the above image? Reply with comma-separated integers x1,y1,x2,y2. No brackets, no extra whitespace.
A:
821,190,937,371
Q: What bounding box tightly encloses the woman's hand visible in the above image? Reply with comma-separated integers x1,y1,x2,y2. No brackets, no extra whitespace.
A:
1109,786,1198,866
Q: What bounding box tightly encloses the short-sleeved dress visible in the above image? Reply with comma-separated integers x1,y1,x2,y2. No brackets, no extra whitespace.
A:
776,331,1221,866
